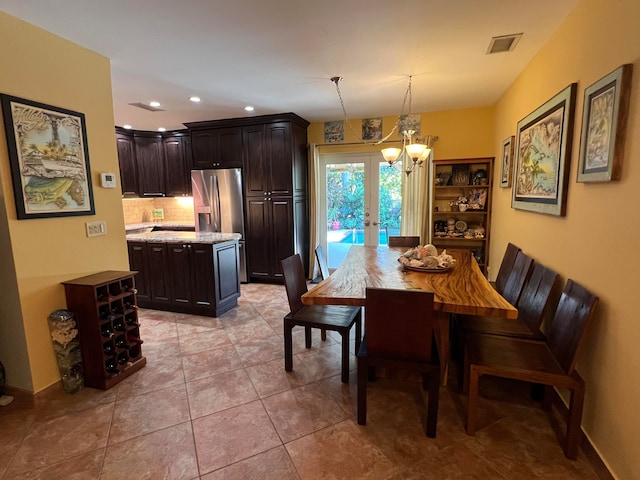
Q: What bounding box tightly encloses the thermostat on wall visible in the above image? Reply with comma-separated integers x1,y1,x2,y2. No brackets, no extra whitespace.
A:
100,172,117,188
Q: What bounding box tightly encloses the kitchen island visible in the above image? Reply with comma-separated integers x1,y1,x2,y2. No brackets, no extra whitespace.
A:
126,231,241,317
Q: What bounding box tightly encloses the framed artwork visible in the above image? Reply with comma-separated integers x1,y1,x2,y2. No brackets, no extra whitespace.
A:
500,136,514,188
577,64,633,182
512,83,577,216
398,113,420,137
362,117,382,141
324,120,344,143
452,164,470,185
1,94,95,219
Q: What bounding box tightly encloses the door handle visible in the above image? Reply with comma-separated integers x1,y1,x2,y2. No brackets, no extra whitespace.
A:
372,221,382,226
364,220,370,226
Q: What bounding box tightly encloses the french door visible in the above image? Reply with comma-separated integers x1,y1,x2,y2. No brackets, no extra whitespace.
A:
319,153,403,269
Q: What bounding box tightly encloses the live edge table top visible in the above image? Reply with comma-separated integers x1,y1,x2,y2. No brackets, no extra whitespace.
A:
302,246,517,319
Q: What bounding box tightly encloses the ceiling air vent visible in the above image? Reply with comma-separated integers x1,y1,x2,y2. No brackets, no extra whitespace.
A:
486,33,523,54
128,102,165,112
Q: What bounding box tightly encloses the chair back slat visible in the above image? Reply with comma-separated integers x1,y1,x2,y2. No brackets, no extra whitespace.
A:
495,243,521,294
501,251,533,305
315,245,330,281
546,279,599,374
280,254,308,314
517,262,561,335
365,287,434,362
388,236,421,247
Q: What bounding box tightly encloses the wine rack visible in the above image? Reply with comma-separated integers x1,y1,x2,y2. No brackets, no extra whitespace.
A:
62,271,146,389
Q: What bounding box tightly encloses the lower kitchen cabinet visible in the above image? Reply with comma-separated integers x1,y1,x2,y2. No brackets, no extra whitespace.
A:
127,240,240,316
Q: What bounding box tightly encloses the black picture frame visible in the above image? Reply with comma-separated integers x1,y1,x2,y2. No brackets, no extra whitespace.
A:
1,94,95,219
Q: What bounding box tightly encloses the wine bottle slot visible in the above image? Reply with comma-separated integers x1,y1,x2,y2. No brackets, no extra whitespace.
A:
105,357,119,375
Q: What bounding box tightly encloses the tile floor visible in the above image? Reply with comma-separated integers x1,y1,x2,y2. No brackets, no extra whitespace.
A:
0,283,601,479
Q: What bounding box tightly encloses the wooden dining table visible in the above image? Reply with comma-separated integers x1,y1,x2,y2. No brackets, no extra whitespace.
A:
302,245,517,383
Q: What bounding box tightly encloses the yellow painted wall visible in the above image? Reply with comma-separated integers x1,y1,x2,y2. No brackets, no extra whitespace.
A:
0,12,129,392
308,107,495,160
492,0,640,477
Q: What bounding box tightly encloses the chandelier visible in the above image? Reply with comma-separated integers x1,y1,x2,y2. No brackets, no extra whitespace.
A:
331,75,437,176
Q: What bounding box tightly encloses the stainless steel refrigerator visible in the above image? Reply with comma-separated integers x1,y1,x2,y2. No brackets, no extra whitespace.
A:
191,168,247,283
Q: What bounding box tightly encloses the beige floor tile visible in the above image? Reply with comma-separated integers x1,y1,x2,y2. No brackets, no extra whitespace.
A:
5,449,105,480
181,344,244,382
186,368,259,419
286,420,396,480
234,334,284,367
262,382,350,443
178,327,232,356
101,422,199,480
192,400,282,475
200,446,300,480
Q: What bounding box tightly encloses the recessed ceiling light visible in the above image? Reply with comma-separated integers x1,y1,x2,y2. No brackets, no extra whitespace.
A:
244,106,255,112
158,127,166,132
123,124,132,129
189,96,201,103
149,101,161,107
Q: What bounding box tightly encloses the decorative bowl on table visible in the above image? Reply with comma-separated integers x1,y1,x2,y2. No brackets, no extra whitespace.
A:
398,244,456,273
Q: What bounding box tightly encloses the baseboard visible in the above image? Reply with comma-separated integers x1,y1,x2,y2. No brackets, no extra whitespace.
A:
550,389,615,480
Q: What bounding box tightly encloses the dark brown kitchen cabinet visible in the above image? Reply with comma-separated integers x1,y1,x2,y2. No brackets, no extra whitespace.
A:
115,129,138,197
163,134,191,196
127,240,240,316
245,197,294,281
127,242,150,303
190,127,243,169
134,132,165,197
185,113,310,281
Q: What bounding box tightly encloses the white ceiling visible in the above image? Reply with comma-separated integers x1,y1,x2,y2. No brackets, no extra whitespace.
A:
0,0,577,131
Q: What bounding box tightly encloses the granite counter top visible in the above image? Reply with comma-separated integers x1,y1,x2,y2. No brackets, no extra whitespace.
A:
125,222,195,233
126,231,241,244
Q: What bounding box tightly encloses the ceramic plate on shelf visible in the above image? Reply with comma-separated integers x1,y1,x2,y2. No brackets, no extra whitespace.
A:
455,220,467,232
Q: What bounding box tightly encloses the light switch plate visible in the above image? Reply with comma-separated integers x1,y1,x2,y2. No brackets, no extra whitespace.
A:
86,221,107,237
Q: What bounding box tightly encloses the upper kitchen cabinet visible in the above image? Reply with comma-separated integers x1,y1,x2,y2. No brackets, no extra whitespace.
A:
189,127,243,169
242,119,309,198
163,132,192,196
115,128,138,197
134,132,165,197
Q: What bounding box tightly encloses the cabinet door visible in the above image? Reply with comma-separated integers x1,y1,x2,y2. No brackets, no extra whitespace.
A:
163,136,190,196
270,197,294,280
217,128,243,168
166,243,192,306
147,243,171,304
245,198,272,279
243,125,268,196
265,122,293,196
213,242,240,305
135,135,165,197
127,242,150,302
191,128,242,169
190,244,215,307
116,132,138,197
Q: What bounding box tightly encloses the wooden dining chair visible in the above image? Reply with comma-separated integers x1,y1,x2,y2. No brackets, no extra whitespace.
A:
314,245,330,341
498,251,534,306
388,235,421,247
357,287,440,437
492,242,521,294
463,279,599,459
281,254,362,383
459,262,560,340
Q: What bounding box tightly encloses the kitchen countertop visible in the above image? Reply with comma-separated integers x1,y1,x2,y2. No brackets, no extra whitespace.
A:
125,222,195,233
126,231,241,244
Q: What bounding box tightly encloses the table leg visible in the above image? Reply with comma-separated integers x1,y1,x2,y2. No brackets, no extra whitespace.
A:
434,311,450,386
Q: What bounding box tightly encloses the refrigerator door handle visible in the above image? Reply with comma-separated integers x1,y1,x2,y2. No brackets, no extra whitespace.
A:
211,174,221,232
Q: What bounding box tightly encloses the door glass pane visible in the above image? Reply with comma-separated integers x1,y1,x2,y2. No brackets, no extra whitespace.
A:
326,162,364,268
378,161,403,245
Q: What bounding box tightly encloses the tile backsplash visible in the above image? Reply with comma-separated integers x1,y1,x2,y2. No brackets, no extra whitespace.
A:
122,197,195,225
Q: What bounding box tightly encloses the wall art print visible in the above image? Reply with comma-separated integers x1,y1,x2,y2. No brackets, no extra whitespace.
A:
1,95,95,219
362,117,382,141
511,83,577,217
324,120,344,143
500,136,514,188
577,64,633,182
